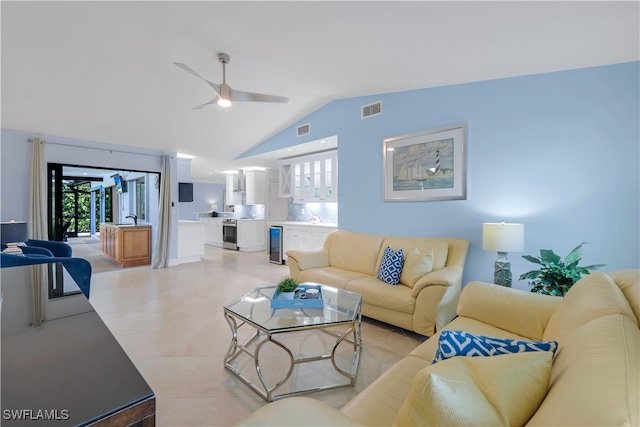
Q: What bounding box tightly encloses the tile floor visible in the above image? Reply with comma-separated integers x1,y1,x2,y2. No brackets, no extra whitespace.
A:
89,245,424,426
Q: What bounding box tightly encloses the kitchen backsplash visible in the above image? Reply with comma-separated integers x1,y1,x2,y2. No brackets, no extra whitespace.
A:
234,204,265,219
288,201,337,224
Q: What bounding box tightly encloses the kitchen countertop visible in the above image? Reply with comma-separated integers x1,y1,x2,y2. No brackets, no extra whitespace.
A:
199,218,265,221
268,221,338,228
101,222,151,228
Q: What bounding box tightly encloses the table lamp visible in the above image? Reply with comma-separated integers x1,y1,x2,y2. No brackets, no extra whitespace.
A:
482,221,524,287
1,220,28,253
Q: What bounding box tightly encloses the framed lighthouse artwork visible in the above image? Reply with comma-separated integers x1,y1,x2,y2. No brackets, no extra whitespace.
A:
383,124,467,202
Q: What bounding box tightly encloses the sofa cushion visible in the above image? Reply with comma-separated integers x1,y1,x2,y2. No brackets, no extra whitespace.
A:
298,267,368,290
432,330,558,363
400,249,433,288
328,231,384,275
376,246,405,285
457,281,560,341
543,272,637,343
341,356,431,427
529,314,639,426
393,351,552,427
608,269,640,325
345,276,415,314
379,237,449,271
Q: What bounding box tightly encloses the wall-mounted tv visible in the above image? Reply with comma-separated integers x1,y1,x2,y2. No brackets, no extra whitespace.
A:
179,182,193,202
113,174,128,193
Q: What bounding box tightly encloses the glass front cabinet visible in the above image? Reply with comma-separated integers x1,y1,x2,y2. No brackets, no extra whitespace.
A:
278,150,337,203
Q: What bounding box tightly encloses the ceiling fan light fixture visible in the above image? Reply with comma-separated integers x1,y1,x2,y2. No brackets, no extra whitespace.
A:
218,83,232,107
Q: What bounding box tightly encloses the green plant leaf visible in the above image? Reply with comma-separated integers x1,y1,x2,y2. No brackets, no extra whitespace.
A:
519,270,543,280
564,242,586,265
521,255,542,264
582,264,606,271
539,249,561,264
521,242,605,297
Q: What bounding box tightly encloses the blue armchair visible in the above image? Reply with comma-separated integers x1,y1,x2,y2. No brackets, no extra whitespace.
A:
1,240,91,298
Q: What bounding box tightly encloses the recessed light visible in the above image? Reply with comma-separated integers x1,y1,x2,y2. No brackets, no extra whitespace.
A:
177,153,194,159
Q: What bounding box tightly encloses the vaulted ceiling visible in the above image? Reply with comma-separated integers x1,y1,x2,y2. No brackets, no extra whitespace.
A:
2,1,638,182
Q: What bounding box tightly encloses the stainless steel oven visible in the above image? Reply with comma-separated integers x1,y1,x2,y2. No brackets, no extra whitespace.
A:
222,219,238,250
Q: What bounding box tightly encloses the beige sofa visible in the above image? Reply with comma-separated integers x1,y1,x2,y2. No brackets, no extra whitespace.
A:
238,269,639,426
286,230,470,336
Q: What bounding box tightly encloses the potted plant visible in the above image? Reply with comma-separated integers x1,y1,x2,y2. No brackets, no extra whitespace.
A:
277,276,298,300
519,242,605,297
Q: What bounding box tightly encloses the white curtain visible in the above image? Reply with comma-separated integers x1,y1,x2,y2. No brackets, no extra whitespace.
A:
28,138,47,326
152,155,171,269
28,138,47,239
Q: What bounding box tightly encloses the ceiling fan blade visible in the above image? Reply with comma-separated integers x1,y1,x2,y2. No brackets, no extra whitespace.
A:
173,62,220,95
192,97,220,110
231,88,289,103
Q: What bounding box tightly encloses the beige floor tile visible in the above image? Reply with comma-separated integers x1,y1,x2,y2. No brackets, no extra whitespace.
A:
87,245,422,426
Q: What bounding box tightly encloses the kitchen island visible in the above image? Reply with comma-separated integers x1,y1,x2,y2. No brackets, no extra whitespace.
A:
100,223,151,268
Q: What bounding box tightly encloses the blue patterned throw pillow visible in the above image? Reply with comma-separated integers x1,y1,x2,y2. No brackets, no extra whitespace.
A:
432,330,558,364
376,246,405,285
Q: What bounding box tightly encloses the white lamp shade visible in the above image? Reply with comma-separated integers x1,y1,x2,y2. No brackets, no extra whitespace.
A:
210,204,219,211
482,222,524,253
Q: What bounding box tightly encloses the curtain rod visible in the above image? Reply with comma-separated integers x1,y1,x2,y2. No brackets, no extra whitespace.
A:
26,138,171,158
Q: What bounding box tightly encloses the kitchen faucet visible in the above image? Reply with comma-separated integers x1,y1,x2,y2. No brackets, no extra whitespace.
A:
125,214,137,225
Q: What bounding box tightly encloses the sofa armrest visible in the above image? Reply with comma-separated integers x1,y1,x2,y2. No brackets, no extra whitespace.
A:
457,281,562,340
236,397,363,426
411,266,461,298
286,248,330,279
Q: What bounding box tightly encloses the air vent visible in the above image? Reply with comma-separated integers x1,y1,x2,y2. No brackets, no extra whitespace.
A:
296,123,310,137
362,101,382,119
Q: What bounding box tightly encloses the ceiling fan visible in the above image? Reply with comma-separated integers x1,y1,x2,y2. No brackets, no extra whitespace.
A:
173,53,289,109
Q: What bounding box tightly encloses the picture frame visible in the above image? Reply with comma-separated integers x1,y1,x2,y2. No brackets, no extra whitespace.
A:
383,124,467,202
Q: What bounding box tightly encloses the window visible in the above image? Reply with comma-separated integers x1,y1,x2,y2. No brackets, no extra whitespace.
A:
130,177,146,221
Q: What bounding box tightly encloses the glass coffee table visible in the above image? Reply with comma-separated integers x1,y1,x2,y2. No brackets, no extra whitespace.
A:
223,284,362,401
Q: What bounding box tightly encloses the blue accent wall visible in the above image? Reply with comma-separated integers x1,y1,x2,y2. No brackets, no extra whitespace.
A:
243,62,640,289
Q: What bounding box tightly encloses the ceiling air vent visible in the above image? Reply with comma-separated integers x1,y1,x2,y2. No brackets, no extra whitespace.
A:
362,101,382,119
296,123,310,137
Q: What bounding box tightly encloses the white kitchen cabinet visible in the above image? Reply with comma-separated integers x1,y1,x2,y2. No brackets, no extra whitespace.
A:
200,218,223,247
278,162,293,197
244,170,266,205
225,174,242,206
237,220,265,252
278,150,337,203
177,220,204,264
282,224,336,261
311,227,334,249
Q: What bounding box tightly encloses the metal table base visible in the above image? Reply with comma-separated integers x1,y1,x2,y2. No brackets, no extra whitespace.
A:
223,305,362,402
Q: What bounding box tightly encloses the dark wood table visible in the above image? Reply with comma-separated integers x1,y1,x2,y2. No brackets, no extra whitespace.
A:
1,264,155,426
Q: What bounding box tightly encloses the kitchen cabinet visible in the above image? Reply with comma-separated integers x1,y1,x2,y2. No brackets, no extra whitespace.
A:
244,170,266,204
279,163,293,197
278,150,337,203
200,218,223,247
100,224,151,268
177,220,204,263
225,174,242,206
237,220,265,252
281,223,337,261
